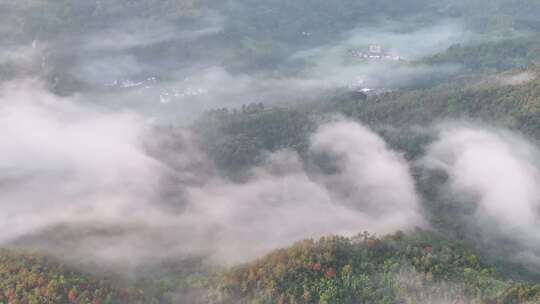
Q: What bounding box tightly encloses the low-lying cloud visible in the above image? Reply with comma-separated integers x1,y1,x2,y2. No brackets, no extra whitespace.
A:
0,82,424,269
6,82,540,277
422,124,540,268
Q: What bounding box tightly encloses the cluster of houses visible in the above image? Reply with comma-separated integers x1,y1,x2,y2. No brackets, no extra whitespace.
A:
109,77,157,89
159,87,209,104
106,76,210,105
347,44,403,62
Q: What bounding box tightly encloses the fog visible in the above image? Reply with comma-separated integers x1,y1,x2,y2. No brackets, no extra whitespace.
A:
422,124,540,270
3,0,532,122
67,17,472,122
0,82,424,268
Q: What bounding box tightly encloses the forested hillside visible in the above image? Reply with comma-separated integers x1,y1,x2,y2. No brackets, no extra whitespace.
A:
5,231,540,304
422,38,540,73
211,232,540,304
0,250,163,304
341,66,540,135
191,65,540,172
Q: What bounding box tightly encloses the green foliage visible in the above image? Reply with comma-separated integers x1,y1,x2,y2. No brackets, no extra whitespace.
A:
333,66,540,137
194,105,316,176
210,232,540,304
0,250,162,304
423,38,540,73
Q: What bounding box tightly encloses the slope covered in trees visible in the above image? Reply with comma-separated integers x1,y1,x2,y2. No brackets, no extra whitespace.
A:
193,107,316,176
190,66,540,174
335,66,540,135
0,250,165,304
5,231,540,304
211,231,540,304
422,38,540,73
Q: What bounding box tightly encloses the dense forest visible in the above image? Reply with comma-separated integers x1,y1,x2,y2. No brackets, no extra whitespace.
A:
0,250,162,304
212,232,540,304
4,231,540,303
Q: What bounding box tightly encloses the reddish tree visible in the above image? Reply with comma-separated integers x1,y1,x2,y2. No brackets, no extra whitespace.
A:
325,267,337,279
7,289,15,304
68,289,77,303
367,239,379,248
37,277,46,287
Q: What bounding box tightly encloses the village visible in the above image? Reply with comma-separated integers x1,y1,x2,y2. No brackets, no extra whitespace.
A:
347,44,404,62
